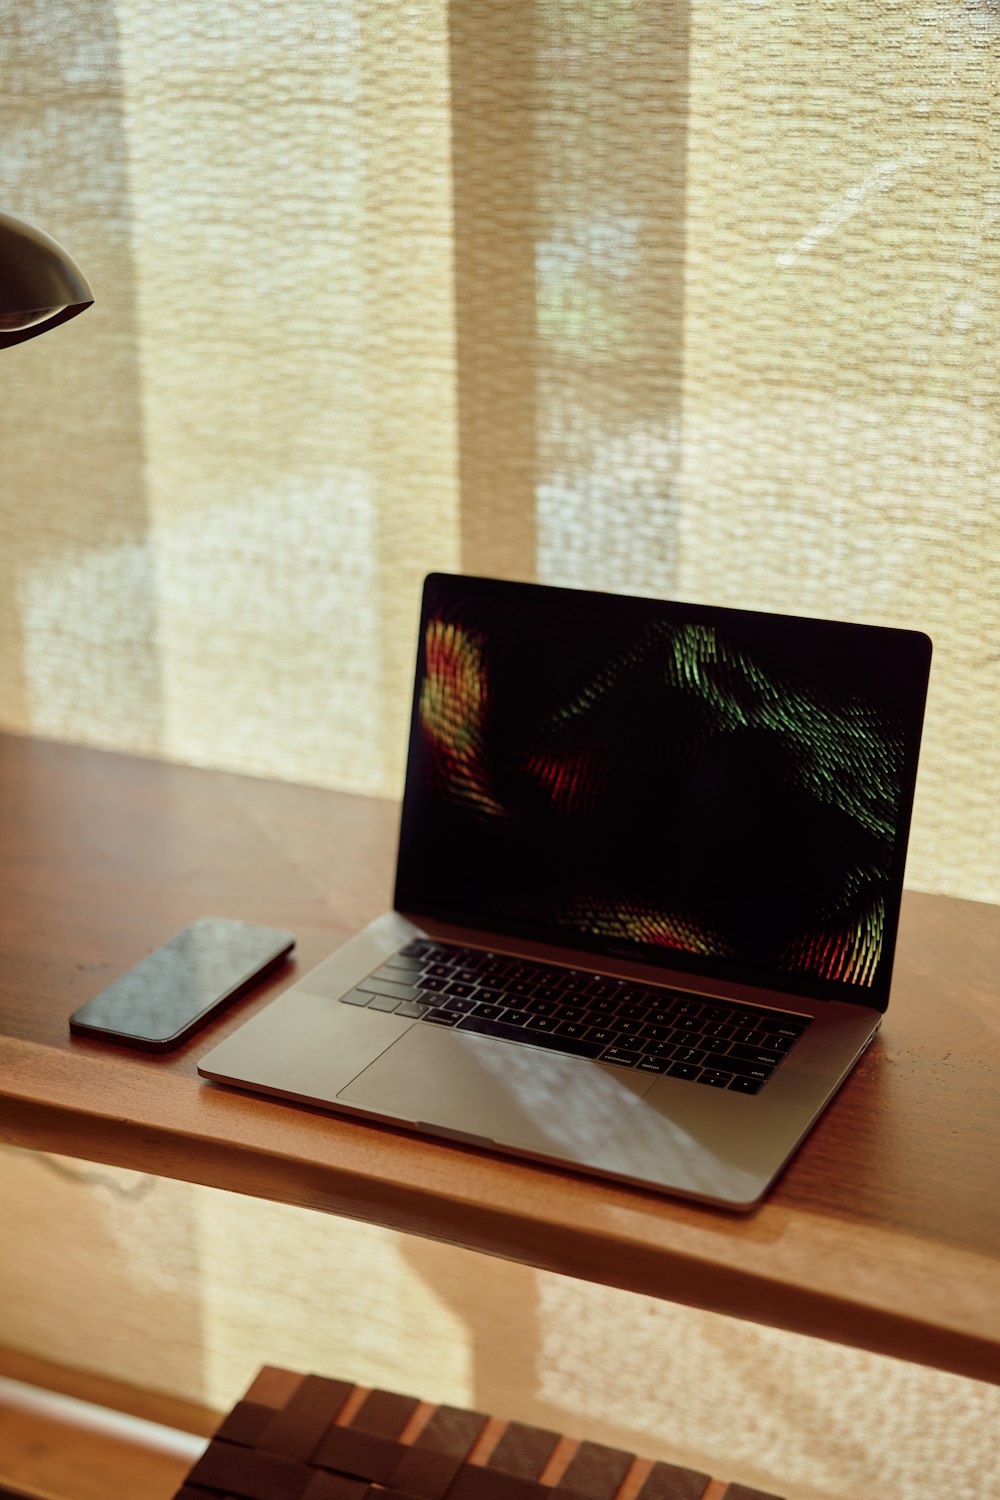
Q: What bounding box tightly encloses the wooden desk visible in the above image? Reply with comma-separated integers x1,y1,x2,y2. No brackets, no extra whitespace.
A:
0,733,997,1386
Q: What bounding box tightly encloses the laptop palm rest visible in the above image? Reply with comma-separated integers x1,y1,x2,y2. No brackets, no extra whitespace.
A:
338,1024,654,1160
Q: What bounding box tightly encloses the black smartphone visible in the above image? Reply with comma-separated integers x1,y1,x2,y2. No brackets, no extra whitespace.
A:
69,918,296,1051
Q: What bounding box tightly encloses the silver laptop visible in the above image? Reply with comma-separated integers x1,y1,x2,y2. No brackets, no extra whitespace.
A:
199,574,931,1209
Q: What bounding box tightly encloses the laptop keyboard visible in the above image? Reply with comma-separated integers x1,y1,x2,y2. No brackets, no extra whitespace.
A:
340,939,812,1094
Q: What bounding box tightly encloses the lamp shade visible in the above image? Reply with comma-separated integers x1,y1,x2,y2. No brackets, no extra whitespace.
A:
0,211,93,349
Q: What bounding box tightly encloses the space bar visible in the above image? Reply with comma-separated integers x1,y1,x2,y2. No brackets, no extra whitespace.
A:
456,1014,604,1058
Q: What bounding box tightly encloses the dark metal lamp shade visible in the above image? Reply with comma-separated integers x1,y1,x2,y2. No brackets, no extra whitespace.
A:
0,211,94,349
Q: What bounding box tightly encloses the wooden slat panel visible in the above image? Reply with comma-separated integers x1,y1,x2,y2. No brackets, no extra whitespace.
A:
170,1370,749,1500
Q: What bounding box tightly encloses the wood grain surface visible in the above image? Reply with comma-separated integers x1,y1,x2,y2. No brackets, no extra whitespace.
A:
0,733,997,1383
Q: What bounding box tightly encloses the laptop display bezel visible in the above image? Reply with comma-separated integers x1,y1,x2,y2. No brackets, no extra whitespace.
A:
394,574,932,1013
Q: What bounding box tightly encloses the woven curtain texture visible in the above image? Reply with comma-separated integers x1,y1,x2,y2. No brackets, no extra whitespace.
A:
1,0,997,898
2,11,999,1496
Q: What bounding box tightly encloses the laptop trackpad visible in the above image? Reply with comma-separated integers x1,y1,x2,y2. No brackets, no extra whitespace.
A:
337,1024,654,1160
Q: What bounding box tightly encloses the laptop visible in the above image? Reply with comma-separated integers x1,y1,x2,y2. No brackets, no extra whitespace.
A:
199,573,932,1209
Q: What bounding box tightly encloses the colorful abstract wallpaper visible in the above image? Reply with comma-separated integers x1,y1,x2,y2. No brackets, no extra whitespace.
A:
396,577,931,1005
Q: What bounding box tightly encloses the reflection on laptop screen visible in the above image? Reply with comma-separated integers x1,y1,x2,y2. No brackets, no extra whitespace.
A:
395,576,931,1008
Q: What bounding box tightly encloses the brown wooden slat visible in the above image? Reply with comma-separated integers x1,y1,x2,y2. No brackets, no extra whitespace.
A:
556,1442,634,1500
446,1468,549,1500
260,1376,354,1460
300,1477,372,1500
184,1440,314,1498
415,1406,490,1461
351,1390,422,1439
213,1399,277,1447
488,1423,561,1480
246,1366,308,1411
635,1459,713,1500
720,1486,786,1500
387,1445,464,1499
311,1426,407,1482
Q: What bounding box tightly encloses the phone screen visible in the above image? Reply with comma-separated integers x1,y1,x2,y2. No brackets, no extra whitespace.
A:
69,918,295,1050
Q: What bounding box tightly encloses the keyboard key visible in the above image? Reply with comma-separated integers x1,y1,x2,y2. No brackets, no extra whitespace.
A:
442,995,478,1013
614,1018,643,1036
640,1023,671,1041
368,994,401,1012
522,994,560,1014
556,1021,588,1039
601,1046,643,1068
424,1008,460,1026
727,1010,763,1028
670,1026,699,1045
643,1040,676,1059
477,959,510,980
701,1023,735,1041
729,1076,764,1094
758,1018,810,1039
378,957,423,978
672,1016,703,1032
580,1008,610,1027
637,1056,671,1075
554,1004,587,1023
474,1003,505,1020
619,987,656,1006
456,1014,603,1058
420,976,449,993
666,1062,701,1080
502,1009,531,1026
399,939,433,957
697,1070,733,1088
395,1001,428,1019
445,982,475,998
525,1013,557,1032
673,1046,708,1066
703,1051,773,1079
359,976,424,1002
341,989,374,1006
504,979,536,998
733,1028,766,1047
727,1043,783,1067
584,1026,620,1046
615,1003,649,1020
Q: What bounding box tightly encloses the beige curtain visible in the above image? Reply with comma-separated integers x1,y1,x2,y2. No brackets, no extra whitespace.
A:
1,6,998,1498
1,0,996,898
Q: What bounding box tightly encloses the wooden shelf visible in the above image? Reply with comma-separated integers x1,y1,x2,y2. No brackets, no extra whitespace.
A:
1,734,997,1384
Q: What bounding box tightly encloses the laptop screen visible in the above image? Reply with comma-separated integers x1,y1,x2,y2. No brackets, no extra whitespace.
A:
395,575,931,1009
